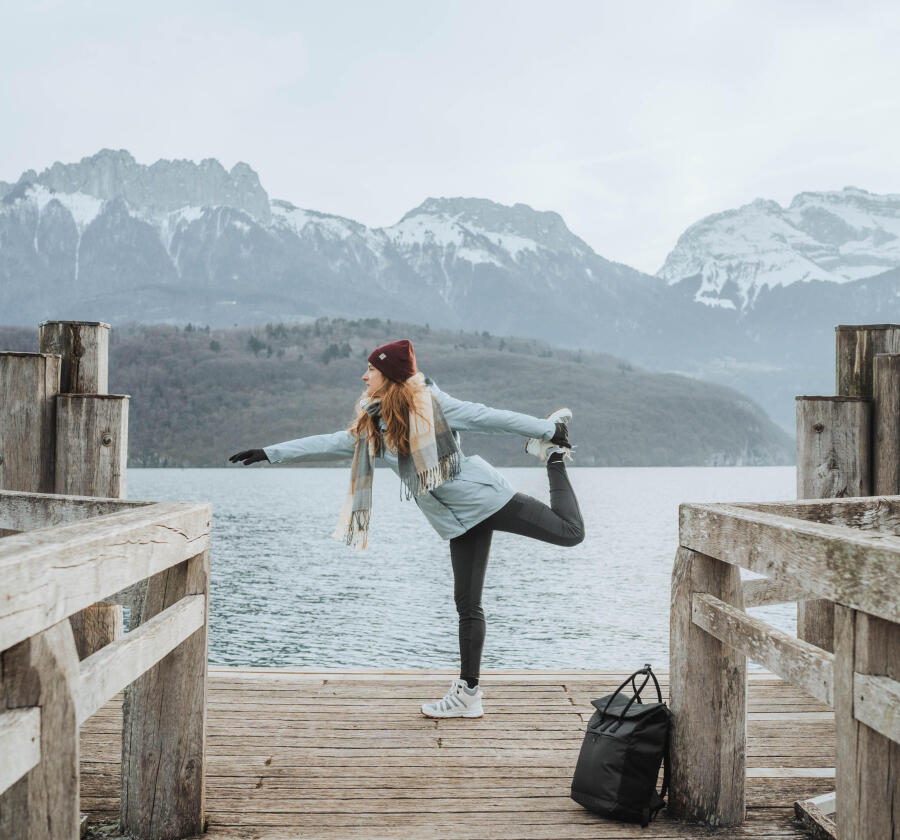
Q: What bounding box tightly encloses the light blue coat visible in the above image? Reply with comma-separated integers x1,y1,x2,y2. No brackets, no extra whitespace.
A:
262,376,557,540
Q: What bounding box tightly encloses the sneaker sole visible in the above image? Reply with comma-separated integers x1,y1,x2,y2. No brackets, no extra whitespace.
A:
421,708,484,719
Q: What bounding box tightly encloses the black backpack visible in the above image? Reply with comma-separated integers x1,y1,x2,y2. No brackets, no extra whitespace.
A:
570,664,672,827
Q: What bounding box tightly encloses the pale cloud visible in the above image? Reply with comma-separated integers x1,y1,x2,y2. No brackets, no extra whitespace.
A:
1,0,898,274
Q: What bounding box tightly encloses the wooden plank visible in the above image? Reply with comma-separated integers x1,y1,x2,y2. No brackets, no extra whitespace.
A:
669,546,745,825
692,594,834,706
0,352,61,494
38,320,110,395
0,621,80,840
76,594,205,725
679,502,900,623
0,500,210,650
121,550,209,839
0,489,149,531
743,577,810,607
0,708,41,794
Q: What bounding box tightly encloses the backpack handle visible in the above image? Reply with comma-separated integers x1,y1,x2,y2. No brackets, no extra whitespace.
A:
598,665,662,731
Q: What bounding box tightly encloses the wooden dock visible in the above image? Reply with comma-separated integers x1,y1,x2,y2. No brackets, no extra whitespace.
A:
80,667,833,839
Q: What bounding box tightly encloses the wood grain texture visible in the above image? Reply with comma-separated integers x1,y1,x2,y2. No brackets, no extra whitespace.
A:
54,395,129,498
0,489,149,532
121,550,209,838
679,502,900,623
0,621,80,840
80,668,823,839
692,594,833,706
68,603,123,661
669,546,746,825
874,354,900,496
77,594,204,725
38,321,109,395
835,324,900,399
727,496,900,533
795,396,871,651
0,707,40,794
853,672,900,744
0,500,211,651
0,352,61,494
741,577,810,607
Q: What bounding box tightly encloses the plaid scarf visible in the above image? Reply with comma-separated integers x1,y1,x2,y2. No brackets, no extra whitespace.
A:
331,371,462,550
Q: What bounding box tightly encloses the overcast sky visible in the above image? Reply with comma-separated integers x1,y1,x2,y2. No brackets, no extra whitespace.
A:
2,0,898,273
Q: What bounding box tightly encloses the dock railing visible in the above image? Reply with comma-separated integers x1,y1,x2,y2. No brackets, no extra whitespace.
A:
669,494,900,838
0,488,211,839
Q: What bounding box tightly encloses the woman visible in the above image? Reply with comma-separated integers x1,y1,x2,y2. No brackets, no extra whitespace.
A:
229,338,585,719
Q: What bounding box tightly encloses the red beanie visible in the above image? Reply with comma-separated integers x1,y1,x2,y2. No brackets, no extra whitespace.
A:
368,338,418,382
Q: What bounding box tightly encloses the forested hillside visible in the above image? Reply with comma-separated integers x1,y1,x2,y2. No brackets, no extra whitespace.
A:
0,318,793,467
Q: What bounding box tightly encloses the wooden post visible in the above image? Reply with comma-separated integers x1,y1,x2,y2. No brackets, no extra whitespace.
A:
834,605,900,839
0,352,61,493
873,354,900,496
38,321,109,395
795,396,871,652
669,545,746,825
121,549,209,838
39,322,130,660
54,394,129,498
0,620,81,840
835,324,900,399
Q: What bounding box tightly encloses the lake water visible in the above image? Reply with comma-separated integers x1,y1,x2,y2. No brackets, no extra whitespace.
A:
129,465,797,671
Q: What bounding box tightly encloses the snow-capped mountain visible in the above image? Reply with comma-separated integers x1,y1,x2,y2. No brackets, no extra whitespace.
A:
658,187,900,310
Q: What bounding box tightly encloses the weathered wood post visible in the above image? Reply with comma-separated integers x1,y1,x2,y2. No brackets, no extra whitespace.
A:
668,544,746,825
39,321,130,659
120,548,210,838
0,352,61,494
795,396,871,651
0,348,83,839
833,344,900,839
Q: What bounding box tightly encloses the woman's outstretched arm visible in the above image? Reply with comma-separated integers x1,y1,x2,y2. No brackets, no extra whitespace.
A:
425,378,557,440
262,429,357,464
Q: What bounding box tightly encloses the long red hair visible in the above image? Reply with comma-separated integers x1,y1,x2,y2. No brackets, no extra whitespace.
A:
349,375,431,457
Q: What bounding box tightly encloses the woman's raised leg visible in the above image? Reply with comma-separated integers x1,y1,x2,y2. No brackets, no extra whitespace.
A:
481,456,585,546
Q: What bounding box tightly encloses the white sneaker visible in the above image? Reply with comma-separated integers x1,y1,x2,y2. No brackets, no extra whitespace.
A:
525,407,575,463
421,678,484,718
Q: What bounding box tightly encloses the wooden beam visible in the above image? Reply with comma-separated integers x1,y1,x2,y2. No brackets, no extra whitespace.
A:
76,594,205,725
728,496,900,532
0,708,40,795
0,621,80,839
0,501,211,651
853,672,900,746
692,593,834,706
0,489,150,531
742,577,811,607
668,546,745,825
121,550,209,839
679,502,900,623
0,352,61,494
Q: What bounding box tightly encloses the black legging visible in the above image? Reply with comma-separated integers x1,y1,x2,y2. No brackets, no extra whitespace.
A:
449,458,585,687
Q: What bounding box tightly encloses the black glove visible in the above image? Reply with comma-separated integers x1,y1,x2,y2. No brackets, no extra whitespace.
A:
229,448,269,465
550,422,571,448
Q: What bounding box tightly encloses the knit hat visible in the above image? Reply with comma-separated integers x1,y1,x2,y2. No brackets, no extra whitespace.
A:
368,338,417,382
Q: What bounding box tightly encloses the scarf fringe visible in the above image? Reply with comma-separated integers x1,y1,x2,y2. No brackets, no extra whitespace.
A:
400,449,462,501
340,508,371,551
